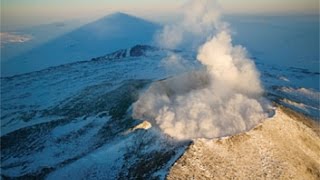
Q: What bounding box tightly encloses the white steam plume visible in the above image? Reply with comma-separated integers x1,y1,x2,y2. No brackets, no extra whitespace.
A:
133,0,272,140
155,0,225,49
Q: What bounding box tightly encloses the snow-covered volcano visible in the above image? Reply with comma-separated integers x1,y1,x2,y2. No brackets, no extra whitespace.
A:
1,8,319,179
1,43,319,179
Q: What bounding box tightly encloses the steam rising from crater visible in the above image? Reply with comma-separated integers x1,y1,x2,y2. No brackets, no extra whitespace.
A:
133,0,272,140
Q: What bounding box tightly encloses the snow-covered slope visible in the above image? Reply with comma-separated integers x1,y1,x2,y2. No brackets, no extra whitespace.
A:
226,15,319,73
1,12,161,76
1,44,319,179
1,45,191,179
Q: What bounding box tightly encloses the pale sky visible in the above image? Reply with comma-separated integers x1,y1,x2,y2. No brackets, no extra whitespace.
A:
1,0,319,28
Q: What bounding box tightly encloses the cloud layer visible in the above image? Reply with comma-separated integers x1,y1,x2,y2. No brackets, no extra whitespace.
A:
0,32,32,47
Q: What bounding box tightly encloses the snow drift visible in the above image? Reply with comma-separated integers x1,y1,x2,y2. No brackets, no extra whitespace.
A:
133,0,272,140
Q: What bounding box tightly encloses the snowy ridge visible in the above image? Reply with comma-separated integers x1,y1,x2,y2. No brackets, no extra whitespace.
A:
92,45,169,61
